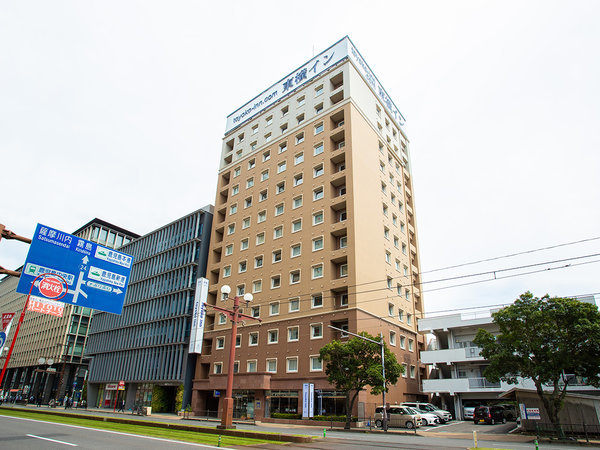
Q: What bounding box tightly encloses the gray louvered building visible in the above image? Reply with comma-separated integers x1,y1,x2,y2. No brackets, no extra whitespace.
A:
85,206,213,412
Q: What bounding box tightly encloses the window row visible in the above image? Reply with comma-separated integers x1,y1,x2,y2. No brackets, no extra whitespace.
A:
213,354,323,375
388,330,415,351
214,324,323,349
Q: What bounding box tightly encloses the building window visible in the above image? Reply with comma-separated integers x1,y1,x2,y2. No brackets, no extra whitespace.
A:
311,293,323,308
223,265,231,278
270,302,280,316
266,359,277,373
385,251,391,264
247,360,257,373
289,298,300,312
340,293,348,306
398,310,404,322
225,244,233,256
249,332,259,346
314,142,324,155
387,277,393,289
272,249,282,263
312,236,324,251
294,152,304,165
313,164,324,177
240,238,249,250
244,197,252,208
281,105,288,116
268,329,279,344
229,204,237,215
256,232,265,245
407,313,412,325
313,211,324,225
239,261,247,273
290,270,300,284
315,84,324,96
389,331,396,346
227,224,235,235
275,203,284,216
248,158,255,169
383,203,388,216
214,362,223,374
218,313,227,325
296,133,304,144
297,96,305,106
293,195,303,208
310,356,323,372
265,133,272,143
276,181,285,194
274,226,283,239
288,326,300,342
271,275,281,288
315,102,323,114
254,255,263,268
400,335,406,349
215,336,225,349
314,122,324,135
384,227,390,239
410,365,416,378
286,357,298,373
277,161,287,173
388,303,394,316
313,187,324,200
263,150,270,161
237,285,245,296
292,219,302,233
252,279,262,293
402,243,407,255
242,217,251,228
232,185,239,196
297,113,305,124
408,339,414,352
257,210,266,222
250,306,260,318
340,264,348,278
310,323,323,339
261,170,269,182
339,236,347,249
291,243,301,257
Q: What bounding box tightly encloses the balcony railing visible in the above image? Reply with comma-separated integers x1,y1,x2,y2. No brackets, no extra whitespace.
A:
468,377,501,389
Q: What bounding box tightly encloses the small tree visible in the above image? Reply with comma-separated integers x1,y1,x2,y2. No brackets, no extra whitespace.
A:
319,332,403,429
474,292,600,436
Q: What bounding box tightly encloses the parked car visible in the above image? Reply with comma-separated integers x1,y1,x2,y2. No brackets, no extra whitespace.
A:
401,402,452,423
497,403,518,421
463,400,481,420
375,406,422,429
473,405,506,425
404,406,439,426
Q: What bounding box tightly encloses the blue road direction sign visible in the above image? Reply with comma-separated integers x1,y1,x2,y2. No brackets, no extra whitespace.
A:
16,224,133,314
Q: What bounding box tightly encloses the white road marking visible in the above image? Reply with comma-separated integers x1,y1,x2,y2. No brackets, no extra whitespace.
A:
27,434,78,446
1,415,228,449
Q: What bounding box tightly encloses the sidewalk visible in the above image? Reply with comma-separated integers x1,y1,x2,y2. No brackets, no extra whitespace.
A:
3,403,600,447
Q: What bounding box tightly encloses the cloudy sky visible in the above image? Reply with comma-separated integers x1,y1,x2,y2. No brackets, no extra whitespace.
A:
1,1,599,314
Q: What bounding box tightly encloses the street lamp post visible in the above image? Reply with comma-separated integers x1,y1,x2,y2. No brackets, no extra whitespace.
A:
211,284,261,429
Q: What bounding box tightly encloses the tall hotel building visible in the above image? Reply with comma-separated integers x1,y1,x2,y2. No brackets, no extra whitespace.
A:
192,37,425,420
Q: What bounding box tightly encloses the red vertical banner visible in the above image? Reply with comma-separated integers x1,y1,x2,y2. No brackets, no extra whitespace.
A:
1,313,15,331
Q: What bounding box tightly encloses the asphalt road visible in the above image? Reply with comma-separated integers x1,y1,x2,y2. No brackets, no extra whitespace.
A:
0,414,223,449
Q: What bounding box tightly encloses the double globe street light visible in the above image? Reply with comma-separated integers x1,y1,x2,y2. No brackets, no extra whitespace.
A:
210,284,261,429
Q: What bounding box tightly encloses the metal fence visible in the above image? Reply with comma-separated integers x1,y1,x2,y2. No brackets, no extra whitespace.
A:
533,422,600,442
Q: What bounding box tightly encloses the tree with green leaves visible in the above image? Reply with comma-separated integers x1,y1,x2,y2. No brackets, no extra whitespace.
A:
474,292,600,435
319,331,403,429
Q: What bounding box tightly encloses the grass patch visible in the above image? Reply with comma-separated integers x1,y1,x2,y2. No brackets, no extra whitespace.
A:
0,408,284,446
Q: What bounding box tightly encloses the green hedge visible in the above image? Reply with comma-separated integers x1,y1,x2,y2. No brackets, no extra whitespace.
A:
271,413,302,419
311,415,356,422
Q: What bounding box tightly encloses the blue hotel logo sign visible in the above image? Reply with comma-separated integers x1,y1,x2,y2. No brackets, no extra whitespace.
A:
16,223,133,315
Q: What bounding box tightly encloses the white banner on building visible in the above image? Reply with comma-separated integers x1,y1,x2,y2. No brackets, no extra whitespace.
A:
302,383,314,418
189,277,209,354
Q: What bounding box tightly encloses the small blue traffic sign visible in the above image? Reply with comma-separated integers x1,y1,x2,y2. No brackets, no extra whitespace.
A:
16,224,133,314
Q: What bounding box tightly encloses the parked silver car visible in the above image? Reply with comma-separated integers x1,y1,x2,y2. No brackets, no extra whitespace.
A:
400,402,452,423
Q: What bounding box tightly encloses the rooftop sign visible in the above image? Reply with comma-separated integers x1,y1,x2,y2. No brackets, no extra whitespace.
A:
225,36,405,134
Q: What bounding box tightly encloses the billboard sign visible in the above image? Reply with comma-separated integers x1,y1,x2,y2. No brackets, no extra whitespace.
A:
16,224,133,314
1,313,14,331
27,296,64,317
